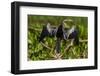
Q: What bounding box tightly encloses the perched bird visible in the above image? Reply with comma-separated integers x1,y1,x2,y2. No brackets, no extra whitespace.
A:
39,20,79,54
55,24,79,53
39,23,66,54
55,23,68,53
39,23,68,42
56,24,65,39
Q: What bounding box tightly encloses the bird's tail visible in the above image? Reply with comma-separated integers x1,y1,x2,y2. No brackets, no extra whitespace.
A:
55,38,61,54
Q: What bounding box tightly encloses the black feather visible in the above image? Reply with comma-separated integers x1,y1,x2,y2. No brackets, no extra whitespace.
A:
55,38,61,53
39,26,50,42
56,24,64,39
68,27,79,45
39,24,57,42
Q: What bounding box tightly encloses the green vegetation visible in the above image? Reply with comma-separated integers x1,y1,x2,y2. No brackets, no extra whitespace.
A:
28,15,88,61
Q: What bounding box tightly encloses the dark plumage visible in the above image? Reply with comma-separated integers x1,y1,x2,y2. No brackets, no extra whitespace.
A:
39,23,79,44
67,26,79,45
39,23,79,54
39,23,57,42
39,25,50,42
55,38,61,53
55,24,68,53
56,24,64,39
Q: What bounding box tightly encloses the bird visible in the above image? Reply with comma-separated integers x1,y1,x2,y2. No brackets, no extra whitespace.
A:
55,23,68,53
39,23,66,54
56,24,65,39
39,20,79,54
39,22,68,42
55,24,79,53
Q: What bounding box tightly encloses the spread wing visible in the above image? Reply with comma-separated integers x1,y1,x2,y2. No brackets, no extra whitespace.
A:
67,26,79,45
39,23,57,42
39,26,49,42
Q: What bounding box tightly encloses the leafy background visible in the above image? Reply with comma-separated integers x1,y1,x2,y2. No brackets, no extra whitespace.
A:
28,15,88,61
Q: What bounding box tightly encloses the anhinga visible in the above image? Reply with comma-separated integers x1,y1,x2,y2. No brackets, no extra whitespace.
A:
39,20,79,54
56,23,67,53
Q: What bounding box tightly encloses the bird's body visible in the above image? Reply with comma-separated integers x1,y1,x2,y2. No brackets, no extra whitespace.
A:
39,23,79,43
39,22,79,54
39,23,69,42
56,24,64,39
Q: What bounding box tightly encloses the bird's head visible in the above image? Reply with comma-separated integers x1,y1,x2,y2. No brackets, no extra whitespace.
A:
62,19,73,28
